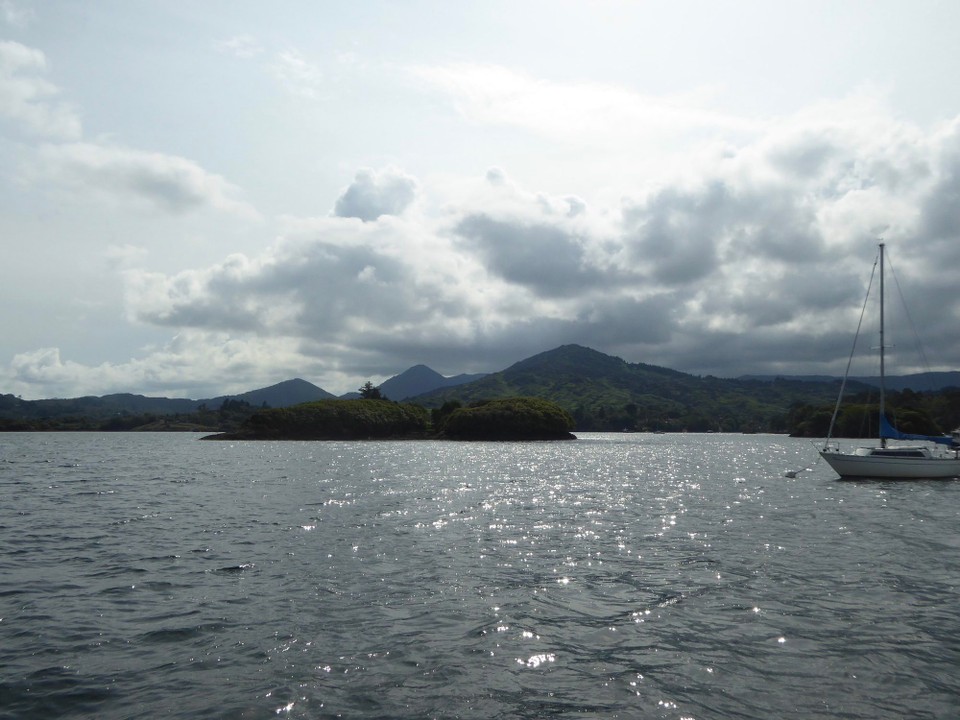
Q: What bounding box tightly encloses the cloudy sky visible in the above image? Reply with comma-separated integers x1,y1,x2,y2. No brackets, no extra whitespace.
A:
3,0,960,399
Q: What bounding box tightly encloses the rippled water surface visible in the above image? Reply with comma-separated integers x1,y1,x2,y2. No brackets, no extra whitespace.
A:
2,432,959,719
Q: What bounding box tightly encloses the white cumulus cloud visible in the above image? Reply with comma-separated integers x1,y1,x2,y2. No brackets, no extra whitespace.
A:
0,40,81,138
333,167,419,222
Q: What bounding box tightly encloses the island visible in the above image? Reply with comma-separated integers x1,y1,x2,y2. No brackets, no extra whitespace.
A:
440,397,576,440
202,397,576,441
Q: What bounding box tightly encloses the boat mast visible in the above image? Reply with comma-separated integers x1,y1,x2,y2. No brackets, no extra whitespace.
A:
879,242,886,448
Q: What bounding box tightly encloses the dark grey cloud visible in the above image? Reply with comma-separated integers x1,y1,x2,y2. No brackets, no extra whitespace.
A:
622,182,727,285
726,273,857,328
454,214,610,297
650,325,859,378
622,176,829,287
134,241,438,338
918,123,960,250
324,288,685,382
269,242,464,337
333,167,417,221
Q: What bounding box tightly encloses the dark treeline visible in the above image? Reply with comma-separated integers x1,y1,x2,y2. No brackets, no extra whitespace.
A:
0,399,260,432
6,389,959,437
788,387,960,438
205,397,573,441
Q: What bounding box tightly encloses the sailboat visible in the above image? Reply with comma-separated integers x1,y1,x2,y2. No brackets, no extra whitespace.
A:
819,243,960,479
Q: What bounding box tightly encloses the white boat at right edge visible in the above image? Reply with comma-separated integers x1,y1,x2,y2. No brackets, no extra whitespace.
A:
820,443,960,479
818,243,960,480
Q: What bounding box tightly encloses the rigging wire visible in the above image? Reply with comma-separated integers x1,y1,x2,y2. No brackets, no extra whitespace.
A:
885,253,933,374
824,247,880,447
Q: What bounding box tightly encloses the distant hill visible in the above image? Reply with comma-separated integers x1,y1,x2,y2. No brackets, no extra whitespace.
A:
0,378,335,422
376,364,487,401
204,378,335,408
3,346,957,433
740,372,960,392
409,344,861,432
0,392,198,421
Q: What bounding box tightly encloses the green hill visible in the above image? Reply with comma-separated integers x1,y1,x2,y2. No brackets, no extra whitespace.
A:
411,344,850,432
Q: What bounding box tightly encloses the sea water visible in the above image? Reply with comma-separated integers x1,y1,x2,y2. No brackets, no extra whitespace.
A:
2,432,959,719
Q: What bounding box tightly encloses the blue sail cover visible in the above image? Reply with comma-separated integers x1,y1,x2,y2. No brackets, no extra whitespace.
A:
880,414,954,446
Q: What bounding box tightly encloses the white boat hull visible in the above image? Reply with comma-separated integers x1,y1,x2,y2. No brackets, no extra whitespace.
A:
819,450,960,479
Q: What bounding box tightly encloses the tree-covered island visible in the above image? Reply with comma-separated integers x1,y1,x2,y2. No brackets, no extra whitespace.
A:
202,396,576,441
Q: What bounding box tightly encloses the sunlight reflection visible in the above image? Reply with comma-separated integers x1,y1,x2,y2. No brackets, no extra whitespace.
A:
518,653,556,668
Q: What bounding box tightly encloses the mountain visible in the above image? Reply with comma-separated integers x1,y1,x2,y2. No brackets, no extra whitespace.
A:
0,378,335,422
204,378,335,408
409,344,859,432
378,364,487,401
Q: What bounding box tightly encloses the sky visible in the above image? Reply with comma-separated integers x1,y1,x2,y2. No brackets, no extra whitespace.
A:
3,0,960,400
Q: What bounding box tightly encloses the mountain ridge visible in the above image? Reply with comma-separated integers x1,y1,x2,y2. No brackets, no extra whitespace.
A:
0,378,334,422
739,371,960,392
404,344,914,432
2,345,959,432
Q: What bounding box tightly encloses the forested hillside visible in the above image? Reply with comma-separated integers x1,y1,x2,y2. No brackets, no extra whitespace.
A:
411,345,858,432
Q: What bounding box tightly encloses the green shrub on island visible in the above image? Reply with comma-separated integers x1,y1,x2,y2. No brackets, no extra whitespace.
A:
207,399,429,440
440,397,575,440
